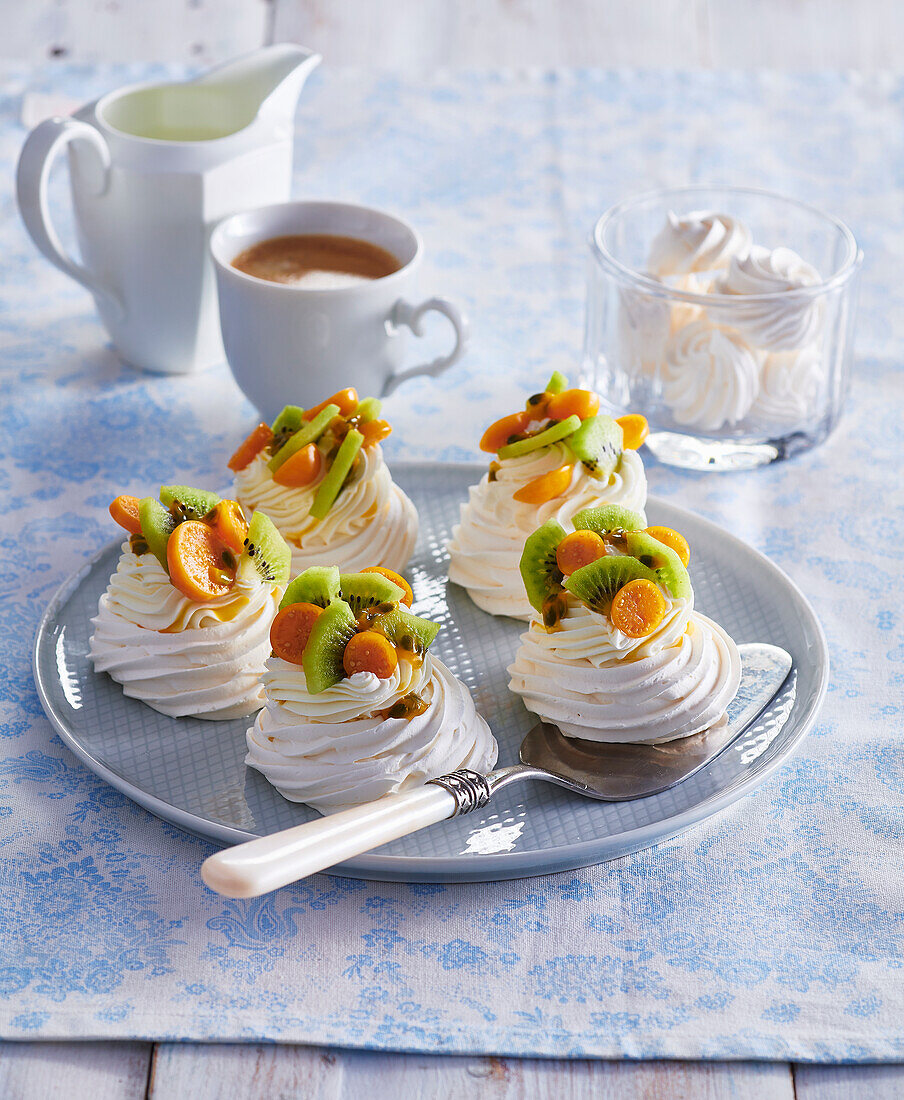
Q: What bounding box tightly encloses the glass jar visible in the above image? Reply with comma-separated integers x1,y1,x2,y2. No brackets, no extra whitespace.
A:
583,187,862,470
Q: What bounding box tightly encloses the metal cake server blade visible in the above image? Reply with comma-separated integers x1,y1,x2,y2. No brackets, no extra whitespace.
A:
202,643,792,898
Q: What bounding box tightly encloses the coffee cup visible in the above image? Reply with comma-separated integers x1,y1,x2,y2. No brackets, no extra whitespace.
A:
210,200,468,418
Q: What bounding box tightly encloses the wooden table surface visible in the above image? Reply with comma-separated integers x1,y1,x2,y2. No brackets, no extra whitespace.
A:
5,2,902,1095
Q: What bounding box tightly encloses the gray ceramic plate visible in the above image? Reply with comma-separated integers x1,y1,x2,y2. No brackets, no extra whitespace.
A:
33,462,828,883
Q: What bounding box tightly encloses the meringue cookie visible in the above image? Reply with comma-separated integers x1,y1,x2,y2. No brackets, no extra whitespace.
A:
647,210,752,277
90,546,279,720
508,598,741,744
662,320,759,431
615,284,672,378
447,443,647,621
235,444,417,576
245,652,497,812
750,345,824,427
716,246,823,351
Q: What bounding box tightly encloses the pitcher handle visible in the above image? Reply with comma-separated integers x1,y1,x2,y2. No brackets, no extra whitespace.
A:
16,117,122,316
382,296,468,396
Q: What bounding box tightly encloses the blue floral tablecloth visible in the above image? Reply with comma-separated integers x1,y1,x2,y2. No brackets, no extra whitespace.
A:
1,65,902,1060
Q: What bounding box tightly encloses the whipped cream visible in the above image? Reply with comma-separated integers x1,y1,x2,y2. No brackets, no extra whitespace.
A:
662,320,759,431
647,211,751,277
508,597,740,744
750,346,824,427
235,443,418,576
89,545,279,720
716,246,822,350
447,443,647,620
246,652,497,812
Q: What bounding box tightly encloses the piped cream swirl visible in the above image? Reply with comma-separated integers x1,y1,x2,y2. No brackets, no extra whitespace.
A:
447,445,647,621
245,653,497,812
235,444,418,575
662,320,759,431
508,597,741,744
648,211,752,277
715,246,822,350
89,546,279,720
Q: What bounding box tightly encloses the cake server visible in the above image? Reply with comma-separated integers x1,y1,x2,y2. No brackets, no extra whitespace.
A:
201,642,792,897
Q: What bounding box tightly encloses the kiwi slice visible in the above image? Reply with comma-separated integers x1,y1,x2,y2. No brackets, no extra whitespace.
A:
371,607,441,653
519,518,567,613
352,397,382,423
270,405,305,437
310,429,363,520
268,404,340,472
566,415,623,479
564,555,658,613
497,415,581,460
240,511,291,588
572,504,645,535
138,497,175,570
279,565,340,611
545,370,568,394
302,598,357,694
158,485,221,520
626,531,692,600
339,571,404,616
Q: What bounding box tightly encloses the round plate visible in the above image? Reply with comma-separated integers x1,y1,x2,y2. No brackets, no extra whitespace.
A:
33,462,828,882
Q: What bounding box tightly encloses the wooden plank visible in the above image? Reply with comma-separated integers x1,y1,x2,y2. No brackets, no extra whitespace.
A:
795,1063,904,1099
0,1041,151,1100
150,1044,795,1099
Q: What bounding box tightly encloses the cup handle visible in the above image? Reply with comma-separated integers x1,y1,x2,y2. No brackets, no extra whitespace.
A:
16,117,122,316
382,296,469,396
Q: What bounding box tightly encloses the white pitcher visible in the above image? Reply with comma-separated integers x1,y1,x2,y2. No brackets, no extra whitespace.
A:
16,45,321,375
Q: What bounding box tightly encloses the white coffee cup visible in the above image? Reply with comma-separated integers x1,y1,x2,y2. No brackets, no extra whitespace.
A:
210,200,468,419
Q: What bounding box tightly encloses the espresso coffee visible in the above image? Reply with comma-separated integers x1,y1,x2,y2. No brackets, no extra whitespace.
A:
231,234,402,288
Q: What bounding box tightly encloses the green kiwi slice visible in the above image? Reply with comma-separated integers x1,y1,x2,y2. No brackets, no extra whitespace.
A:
352,397,382,423
158,485,221,520
564,555,658,614
339,572,405,616
572,504,645,535
545,371,568,394
302,598,358,694
371,607,441,653
268,404,340,472
240,511,291,588
270,405,305,437
566,415,623,479
279,565,341,611
310,429,364,520
520,518,567,613
497,415,581,460
626,531,692,600
138,497,175,571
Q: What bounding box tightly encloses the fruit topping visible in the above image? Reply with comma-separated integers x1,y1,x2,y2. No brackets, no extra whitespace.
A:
228,423,273,471
268,404,339,472
240,511,291,589
625,530,692,600
545,370,568,394
644,525,690,567
520,518,567,614
563,555,659,615
339,571,404,617
546,388,600,422
109,495,142,535
370,607,440,651
343,630,399,679
480,410,532,453
609,578,667,638
167,520,235,602
566,415,623,479
380,692,430,720
513,463,574,505
361,566,413,606
203,499,248,554
360,418,392,447
616,413,649,451
139,497,177,570
270,405,305,439
159,485,221,520
351,396,382,423
497,415,582,460
571,504,645,536
270,602,323,665
310,428,363,520
303,388,359,421
272,442,323,488
303,599,358,694
280,565,341,610
555,529,607,576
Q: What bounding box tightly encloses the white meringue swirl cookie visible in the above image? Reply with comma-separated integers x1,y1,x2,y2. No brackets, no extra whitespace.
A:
750,345,824,427
647,210,752,277
245,653,498,812
716,246,823,351
447,443,647,621
662,319,759,431
508,598,741,744
235,443,418,576
89,546,280,720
